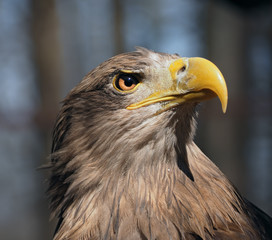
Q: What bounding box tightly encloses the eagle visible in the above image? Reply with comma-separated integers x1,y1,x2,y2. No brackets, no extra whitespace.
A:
47,47,272,240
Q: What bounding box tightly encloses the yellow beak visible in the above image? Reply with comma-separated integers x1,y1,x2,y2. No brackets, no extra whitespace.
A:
126,57,228,113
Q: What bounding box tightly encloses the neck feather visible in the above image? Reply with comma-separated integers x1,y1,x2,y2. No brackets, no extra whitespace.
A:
50,106,257,239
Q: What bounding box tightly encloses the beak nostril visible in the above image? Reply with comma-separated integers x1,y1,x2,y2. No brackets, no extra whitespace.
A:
169,59,187,80
180,65,186,72
177,65,186,76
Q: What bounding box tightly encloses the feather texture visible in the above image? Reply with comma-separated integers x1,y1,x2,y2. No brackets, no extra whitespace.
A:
47,48,272,240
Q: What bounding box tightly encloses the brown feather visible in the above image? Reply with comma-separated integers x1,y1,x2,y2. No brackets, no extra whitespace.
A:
46,48,272,240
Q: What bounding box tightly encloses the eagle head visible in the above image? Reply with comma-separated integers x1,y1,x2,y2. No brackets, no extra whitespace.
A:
48,48,265,240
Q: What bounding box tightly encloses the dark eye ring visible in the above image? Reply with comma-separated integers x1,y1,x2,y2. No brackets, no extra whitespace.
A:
114,74,140,91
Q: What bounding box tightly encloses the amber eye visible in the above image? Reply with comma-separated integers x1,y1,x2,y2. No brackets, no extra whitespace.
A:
115,74,139,91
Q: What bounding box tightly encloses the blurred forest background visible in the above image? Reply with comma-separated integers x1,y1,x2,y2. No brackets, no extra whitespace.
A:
0,0,272,239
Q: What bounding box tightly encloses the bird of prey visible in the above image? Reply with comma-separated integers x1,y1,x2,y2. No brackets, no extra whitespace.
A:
47,47,272,240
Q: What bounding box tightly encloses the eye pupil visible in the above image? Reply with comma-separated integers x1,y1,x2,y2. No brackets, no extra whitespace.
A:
123,76,135,87
115,74,139,91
